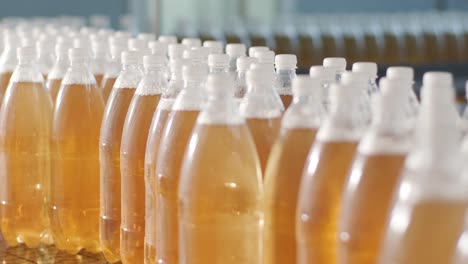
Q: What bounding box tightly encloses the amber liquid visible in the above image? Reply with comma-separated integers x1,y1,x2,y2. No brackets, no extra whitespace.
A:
338,154,405,264
101,77,117,103
296,141,358,264
246,117,281,176
51,83,104,254
343,35,360,65
0,71,13,103
120,94,161,264
297,35,318,68
0,82,52,248
280,95,293,110
99,88,136,262
363,34,379,62
144,106,172,264
380,200,468,264
179,124,263,264
321,34,338,58
46,79,62,104
263,128,318,264
382,33,400,64
422,33,440,64
155,110,200,264
95,74,104,88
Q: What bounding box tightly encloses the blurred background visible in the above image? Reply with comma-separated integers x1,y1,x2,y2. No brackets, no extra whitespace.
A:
2,0,468,94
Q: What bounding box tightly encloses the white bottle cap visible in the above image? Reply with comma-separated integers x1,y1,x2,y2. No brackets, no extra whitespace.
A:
352,62,378,79
206,73,234,96
56,35,73,46
226,43,246,57
128,38,147,51
159,35,178,44
340,71,368,86
73,37,91,49
275,54,297,69
91,39,107,54
143,54,166,68
422,71,453,88
292,75,321,97
111,45,127,59
69,47,89,61
255,50,275,64
183,47,209,62
248,46,269,57
323,57,346,72
182,38,202,48
208,54,229,67
386,66,414,82
115,31,132,38
109,35,129,48
138,33,156,41
149,41,168,55
170,58,191,74
121,50,141,65
203,40,223,54
168,44,187,60
183,64,207,80
237,57,257,72
17,46,36,60
309,65,335,83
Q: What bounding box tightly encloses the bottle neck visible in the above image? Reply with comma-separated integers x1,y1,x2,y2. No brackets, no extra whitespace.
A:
171,70,183,81
145,66,166,81
184,78,204,90
122,63,140,72
18,57,36,66
209,66,229,74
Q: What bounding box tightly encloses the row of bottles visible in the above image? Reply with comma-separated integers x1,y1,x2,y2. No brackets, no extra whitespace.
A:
0,19,468,264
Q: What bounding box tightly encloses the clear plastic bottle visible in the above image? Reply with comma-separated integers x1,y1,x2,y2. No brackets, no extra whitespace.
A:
168,44,187,63
99,50,143,263
37,34,56,79
0,46,53,248
101,35,128,102
91,35,109,87
378,72,467,264
264,76,325,264
154,65,207,264
254,51,286,110
235,56,257,100
296,78,366,264
248,46,269,57
149,41,168,56
240,67,283,176
129,38,148,52
181,38,202,48
226,43,246,75
183,47,210,70
323,57,347,81
203,40,223,54
51,47,104,254
338,77,413,264
178,73,263,264
0,31,20,103
386,66,419,124
352,62,379,97
144,57,190,264
309,65,336,111
341,71,373,126
120,55,166,264
275,54,297,109
208,53,229,75
138,33,156,42
47,41,72,104
158,35,178,45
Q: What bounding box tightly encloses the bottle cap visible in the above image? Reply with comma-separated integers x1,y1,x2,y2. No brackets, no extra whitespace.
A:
422,71,453,88
203,40,223,54
128,38,147,51
386,66,414,82
183,64,207,80
183,47,209,62
309,65,335,83
226,43,246,57
237,56,257,71
168,44,187,60
340,71,368,86
275,54,297,69
255,50,275,64
143,54,166,68
114,31,132,38
121,50,141,65
248,46,269,57
208,54,229,67
109,35,129,48
292,75,321,97
138,33,156,41
170,58,190,73
159,35,178,44
352,62,378,79
323,57,346,72
149,41,168,55
182,38,202,48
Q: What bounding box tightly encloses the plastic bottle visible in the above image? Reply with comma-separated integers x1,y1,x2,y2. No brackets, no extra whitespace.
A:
208,53,229,75
0,31,20,103
378,72,467,264
338,77,412,264
101,35,128,102
129,38,148,52
51,47,104,254
144,57,190,264
154,65,207,264
91,35,109,87
454,227,468,264
138,33,156,42
99,50,143,263
203,40,223,54
235,56,257,100
226,43,246,75
37,34,55,79
168,44,187,63
181,38,202,48
263,76,325,264
309,65,336,111
183,47,210,69
248,46,269,57
341,71,373,126
0,46,53,248
47,41,72,103
296,76,366,264
275,54,297,108
158,35,178,45
178,73,263,264
240,66,283,176
254,51,286,110
386,66,419,124
352,62,379,97
149,41,168,56
120,55,166,264
323,57,346,81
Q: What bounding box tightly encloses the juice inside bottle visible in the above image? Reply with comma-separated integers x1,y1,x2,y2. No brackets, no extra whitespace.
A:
120,55,166,264
50,48,104,254
0,31,19,103
0,46,53,248
47,41,71,104
338,78,412,264
379,72,466,264
275,54,297,109
155,65,206,264
178,73,263,264
101,36,128,102
144,58,189,264
100,50,142,263
240,66,283,176
263,76,325,264
297,79,366,264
